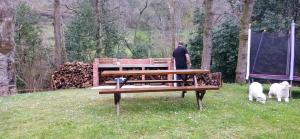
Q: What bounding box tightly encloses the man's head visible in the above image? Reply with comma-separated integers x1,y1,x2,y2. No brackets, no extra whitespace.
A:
178,41,184,47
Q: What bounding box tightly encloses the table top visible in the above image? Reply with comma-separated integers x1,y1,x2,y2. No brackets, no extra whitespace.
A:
98,64,169,68
101,69,210,76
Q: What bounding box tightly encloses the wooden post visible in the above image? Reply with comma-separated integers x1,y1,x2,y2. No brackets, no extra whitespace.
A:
142,67,145,85
114,93,121,115
115,79,121,115
181,74,187,98
93,58,99,87
193,75,198,87
167,61,173,86
181,91,185,98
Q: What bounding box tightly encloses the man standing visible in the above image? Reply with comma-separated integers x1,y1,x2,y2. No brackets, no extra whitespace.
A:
173,41,191,88
173,41,191,70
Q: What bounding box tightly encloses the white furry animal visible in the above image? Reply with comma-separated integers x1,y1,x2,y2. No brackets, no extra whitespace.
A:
268,81,291,102
249,82,266,104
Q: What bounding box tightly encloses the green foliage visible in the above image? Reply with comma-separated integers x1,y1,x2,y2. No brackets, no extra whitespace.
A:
131,31,151,58
15,2,42,59
65,0,124,61
14,2,50,89
188,8,204,68
101,12,122,57
131,44,150,58
252,0,294,32
136,31,151,44
65,1,97,62
16,77,26,89
212,21,239,83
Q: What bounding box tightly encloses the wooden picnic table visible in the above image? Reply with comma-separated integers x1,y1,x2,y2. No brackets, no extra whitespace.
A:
99,69,221,115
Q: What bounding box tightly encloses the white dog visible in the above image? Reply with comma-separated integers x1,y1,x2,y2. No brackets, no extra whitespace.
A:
249,82,266,104
268,81,291,102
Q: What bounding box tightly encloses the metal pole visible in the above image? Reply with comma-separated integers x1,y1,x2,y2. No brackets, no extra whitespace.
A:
174,59,177,87
290,80,293,98
246,24,251,80
289,21,295,98
289,21,295,81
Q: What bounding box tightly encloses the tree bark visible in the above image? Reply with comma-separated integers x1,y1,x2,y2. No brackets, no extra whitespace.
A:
235,0,255,83
0,0,16,96
168,0,176,50
201,0,214,70
54,0,66,68
95,0,102,57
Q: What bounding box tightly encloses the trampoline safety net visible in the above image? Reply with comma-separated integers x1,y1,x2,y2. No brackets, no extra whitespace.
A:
249,31,291,80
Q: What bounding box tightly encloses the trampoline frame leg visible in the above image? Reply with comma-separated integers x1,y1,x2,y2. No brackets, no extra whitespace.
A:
290,80,293,99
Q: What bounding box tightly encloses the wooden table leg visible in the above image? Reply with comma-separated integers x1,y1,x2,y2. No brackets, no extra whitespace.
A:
114,93,121,115
195,90,206,110
113,77,129,115
182,91,186,98
182,75,187,98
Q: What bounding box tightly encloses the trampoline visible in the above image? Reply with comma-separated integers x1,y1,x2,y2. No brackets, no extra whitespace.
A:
246,21,300,82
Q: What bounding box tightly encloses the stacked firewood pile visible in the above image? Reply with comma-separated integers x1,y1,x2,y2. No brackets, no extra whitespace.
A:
196,72,222,86
51,62,93,89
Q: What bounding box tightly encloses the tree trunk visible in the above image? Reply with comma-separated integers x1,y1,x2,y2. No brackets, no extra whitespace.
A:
95,0,102,57
168,0,176,50
201,0,214,70
235,0,255,83
0,0,16,96
54,0,66,68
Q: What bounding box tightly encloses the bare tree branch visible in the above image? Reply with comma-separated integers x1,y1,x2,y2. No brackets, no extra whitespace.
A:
123,39,133,54
134,0,149,45
63,4,78,13
139,0,149,16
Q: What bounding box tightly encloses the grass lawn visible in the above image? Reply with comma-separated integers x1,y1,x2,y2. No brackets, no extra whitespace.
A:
1,84,300,139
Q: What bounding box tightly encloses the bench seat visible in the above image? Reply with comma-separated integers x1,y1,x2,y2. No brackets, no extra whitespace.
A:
98,85,219,94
